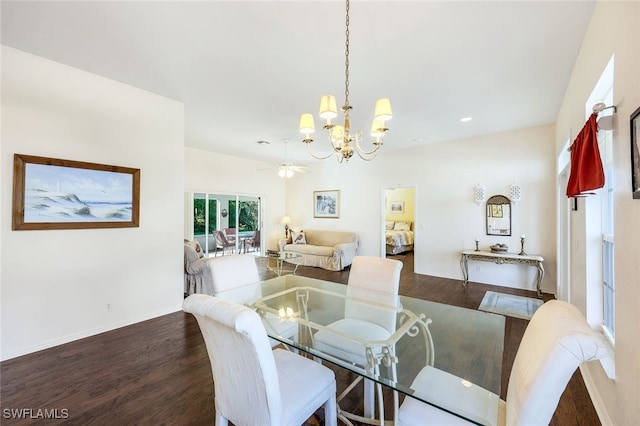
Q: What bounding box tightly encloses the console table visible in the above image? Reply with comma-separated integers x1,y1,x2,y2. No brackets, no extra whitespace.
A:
460,250,545,297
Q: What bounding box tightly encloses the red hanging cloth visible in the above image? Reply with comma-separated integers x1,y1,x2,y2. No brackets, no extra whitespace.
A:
566,114,605,197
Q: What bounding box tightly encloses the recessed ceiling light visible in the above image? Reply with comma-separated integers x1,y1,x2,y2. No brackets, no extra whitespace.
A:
460,117,473,122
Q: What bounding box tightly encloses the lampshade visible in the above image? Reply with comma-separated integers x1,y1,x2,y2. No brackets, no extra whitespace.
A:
331,125,345,142
370,120,385,137
319,95,338,119
374,98,392,121
299,113,315,134
281,216,292,225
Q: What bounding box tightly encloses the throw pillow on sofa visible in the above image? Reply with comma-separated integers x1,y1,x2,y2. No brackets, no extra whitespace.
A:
291,230,307,244
186,240,204,257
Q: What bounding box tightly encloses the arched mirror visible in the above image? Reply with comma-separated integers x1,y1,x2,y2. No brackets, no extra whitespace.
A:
486,195,511,236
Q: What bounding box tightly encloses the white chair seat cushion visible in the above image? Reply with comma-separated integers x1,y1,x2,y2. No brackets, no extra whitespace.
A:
273,348,336,426
313,318,390,367
398,365,501,426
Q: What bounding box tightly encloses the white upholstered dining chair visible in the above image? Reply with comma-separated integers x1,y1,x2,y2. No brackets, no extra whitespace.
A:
397,299,610,426
183,294,337,426
313,255,403,421
207,254,298,349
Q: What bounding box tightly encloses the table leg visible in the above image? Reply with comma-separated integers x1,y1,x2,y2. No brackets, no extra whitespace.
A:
536,261,545,298
460,254,469,286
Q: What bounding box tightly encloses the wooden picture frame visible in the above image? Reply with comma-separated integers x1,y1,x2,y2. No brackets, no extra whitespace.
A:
390,201,404,214
631,106,640,199
12,154,140,230
313,190,340,218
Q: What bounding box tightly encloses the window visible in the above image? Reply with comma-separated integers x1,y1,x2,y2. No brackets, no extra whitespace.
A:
600,120,615,342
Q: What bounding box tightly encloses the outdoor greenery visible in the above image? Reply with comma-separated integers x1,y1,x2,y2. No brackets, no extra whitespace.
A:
229,200,259,232
193,198,216,236
194,198,259,235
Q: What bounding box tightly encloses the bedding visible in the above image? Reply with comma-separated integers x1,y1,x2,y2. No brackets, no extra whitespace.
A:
385,221,414,254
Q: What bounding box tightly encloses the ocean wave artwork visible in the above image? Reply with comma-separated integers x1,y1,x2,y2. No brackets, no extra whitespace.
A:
24,163,133,223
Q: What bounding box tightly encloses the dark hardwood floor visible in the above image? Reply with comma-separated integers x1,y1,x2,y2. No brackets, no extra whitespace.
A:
0,252,600,425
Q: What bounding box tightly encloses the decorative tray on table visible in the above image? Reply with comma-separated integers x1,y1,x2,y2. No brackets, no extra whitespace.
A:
490,244,509,253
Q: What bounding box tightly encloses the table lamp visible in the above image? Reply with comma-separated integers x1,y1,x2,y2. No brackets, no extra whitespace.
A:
281,216,292,239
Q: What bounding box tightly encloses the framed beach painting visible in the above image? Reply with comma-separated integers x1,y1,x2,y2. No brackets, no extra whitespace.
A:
12,154,140,230
313,190,340,218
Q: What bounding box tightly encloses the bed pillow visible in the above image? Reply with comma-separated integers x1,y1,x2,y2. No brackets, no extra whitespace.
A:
291,230,307,244
394,221,411,231
385,221,395,230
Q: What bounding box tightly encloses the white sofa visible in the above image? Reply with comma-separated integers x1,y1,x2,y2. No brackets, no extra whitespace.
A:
280,229,359,271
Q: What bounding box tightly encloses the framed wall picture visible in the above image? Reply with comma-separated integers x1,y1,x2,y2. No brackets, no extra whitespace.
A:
631,106,640,199
390,201,404,213
12,154,140,230
313,190,340,218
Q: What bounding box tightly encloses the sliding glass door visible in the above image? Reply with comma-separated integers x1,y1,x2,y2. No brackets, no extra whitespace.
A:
188,192,261,256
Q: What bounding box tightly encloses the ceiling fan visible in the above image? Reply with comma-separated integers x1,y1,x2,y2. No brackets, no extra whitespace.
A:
260,139,310,178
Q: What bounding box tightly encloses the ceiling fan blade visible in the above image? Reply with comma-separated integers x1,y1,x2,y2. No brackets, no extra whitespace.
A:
289,166,310,173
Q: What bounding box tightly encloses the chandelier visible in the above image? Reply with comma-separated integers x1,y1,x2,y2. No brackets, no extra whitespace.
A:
298,0,392,163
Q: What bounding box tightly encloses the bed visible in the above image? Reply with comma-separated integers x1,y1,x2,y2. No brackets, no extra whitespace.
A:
385,221,414,255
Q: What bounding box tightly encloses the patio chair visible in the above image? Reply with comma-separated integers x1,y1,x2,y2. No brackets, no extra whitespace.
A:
212,230,235,256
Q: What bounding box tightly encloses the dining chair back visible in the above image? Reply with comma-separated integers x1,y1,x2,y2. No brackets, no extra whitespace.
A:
183,294,337,426
398,299,610,426
345,255,403,332
207,254,298,349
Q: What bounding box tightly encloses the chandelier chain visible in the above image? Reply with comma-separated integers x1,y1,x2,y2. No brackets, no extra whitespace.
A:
344,0,350,108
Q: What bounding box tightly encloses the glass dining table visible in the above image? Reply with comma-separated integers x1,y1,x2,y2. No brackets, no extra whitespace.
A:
219,274,505,426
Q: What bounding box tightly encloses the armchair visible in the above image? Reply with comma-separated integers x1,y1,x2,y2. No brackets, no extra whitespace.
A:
184,241,215,295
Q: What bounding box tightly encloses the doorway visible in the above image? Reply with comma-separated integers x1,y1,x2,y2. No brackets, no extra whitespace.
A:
382,186,416,259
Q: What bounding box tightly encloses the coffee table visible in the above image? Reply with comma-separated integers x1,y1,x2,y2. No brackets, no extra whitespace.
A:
257,250,302,276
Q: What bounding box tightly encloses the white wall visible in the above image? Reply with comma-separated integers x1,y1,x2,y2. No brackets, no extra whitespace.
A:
555,1,640,424
286,124,556,293
184,147,287,250
0,47,185,361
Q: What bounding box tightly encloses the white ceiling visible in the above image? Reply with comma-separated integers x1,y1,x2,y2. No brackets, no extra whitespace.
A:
1,1,595,166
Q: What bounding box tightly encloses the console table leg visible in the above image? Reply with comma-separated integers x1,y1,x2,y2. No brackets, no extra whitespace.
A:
460,255,469,286
536,262,545,298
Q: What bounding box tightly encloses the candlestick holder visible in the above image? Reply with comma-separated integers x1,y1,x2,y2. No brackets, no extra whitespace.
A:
519,237,527,256
474,240,479,251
